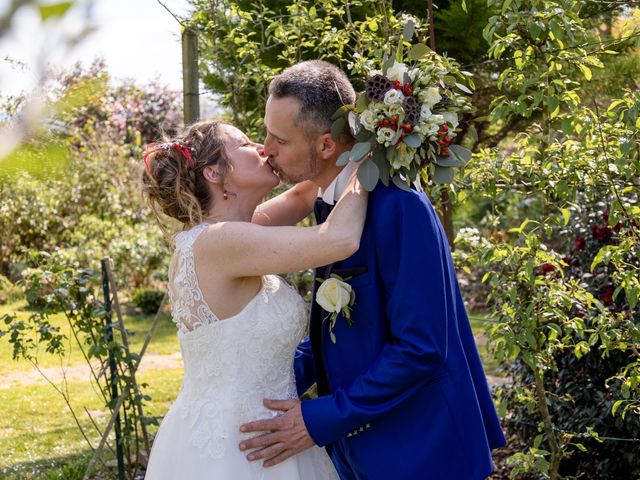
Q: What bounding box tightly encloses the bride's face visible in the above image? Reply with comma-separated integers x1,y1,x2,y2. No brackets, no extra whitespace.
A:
223,125,280,195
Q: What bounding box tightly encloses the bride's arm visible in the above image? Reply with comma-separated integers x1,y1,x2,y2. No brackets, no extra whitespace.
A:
201,174,367,277
252,180,317,226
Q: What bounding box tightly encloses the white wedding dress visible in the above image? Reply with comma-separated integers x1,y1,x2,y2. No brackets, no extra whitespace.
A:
145,223,339,480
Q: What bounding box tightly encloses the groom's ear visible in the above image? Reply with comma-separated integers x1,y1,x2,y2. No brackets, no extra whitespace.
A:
316,132,338,160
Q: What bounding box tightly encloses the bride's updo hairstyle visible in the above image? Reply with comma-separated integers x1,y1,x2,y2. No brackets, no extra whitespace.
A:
141,120,230,232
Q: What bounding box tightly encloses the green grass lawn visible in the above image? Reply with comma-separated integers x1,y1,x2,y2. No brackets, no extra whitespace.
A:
0,301,183,479
468,311,503,377
0,302,180,377
0,301,503,479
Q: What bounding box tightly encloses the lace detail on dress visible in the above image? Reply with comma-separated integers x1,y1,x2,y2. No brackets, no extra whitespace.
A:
164,223,309,460
168,223,219,334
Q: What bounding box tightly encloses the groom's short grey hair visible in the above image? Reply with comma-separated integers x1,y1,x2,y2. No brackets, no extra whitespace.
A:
268,60,356,141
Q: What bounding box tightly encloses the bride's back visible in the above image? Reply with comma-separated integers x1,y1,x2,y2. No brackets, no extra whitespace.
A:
168,222,306,394
144,223,338,477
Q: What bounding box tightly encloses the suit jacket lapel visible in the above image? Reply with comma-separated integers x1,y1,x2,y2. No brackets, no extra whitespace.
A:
311,198,336,395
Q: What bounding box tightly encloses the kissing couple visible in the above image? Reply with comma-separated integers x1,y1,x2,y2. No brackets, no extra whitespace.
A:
141,60,506,480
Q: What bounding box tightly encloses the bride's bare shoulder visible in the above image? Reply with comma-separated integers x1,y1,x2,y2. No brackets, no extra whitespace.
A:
196,221,264,253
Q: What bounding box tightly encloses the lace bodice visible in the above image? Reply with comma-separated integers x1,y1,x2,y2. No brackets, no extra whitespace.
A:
166,223,309,459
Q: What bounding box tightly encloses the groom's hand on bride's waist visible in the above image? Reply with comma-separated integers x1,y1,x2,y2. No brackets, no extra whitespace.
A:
239,399,315,467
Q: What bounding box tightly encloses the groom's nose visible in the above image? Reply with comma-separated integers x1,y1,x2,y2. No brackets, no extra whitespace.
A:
263,136,276,158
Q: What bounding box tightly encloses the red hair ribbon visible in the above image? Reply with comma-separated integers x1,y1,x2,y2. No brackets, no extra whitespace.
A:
143,141,195,174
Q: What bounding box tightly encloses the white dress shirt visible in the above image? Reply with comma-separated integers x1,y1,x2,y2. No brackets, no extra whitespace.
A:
318,162,356,205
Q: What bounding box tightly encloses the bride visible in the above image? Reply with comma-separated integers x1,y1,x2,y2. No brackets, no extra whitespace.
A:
140,119,367,479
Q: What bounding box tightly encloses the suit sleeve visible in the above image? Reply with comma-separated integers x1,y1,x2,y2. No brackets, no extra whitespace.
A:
301,191,452,446
294,337,316,397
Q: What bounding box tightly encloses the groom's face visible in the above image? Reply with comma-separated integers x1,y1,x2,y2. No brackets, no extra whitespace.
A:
263,96,322,184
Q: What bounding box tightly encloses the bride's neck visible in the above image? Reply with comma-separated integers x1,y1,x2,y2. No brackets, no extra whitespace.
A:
202,198,258,224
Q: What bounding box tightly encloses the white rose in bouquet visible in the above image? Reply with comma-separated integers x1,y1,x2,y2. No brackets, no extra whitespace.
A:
360,109,378,131
420,104,433,121
422,87,442,107
383,89,405,106
377,127,396,146
386,61,408,82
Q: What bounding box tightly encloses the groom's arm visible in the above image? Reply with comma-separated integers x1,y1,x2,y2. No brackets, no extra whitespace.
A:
301,190,452,446
252,181,317,226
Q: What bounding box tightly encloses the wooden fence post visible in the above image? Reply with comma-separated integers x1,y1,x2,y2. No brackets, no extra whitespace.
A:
83,289,169,480
182,27,200,125
100,259,125,480
106,258,151,457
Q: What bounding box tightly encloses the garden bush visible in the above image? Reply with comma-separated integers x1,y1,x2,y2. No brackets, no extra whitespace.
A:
133,288,166,315
0,275,22,305
0,62,177,294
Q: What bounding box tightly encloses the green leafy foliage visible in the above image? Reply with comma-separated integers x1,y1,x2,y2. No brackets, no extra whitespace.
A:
191,0,425,138
0,61,176,291
454,3,640,477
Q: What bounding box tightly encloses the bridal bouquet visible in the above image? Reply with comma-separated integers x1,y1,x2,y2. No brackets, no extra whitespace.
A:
332,22,475,191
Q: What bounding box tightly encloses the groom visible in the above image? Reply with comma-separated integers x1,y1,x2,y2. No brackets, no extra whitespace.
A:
240,60,506,479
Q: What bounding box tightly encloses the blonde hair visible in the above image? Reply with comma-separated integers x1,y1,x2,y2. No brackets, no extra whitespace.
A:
141,120,230,232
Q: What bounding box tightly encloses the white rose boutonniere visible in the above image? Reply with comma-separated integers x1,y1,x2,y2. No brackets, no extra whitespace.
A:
315,274,356,343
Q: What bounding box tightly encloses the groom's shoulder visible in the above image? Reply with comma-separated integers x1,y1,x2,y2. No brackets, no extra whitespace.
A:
370,183,440,237
371,182,432,211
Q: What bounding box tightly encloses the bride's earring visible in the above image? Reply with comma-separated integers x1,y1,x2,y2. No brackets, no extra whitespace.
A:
223,189,236,200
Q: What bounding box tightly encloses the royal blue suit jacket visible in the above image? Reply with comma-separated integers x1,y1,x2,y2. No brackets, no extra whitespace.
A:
295,183,506,480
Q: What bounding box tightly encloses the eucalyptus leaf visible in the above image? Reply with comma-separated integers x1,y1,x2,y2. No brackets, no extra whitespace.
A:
402,20,416,41
336,150,351,167
331,117,346,141
357,159,380,192
432,156,467,168
392,174,411,192
386,146,395,161
383,55,395,74
331,105,350,121
432,165,455,184
371,147,390,186
448,144,471,164
403,134,421,148
408,164,418,180
395,41,403,63
349,141,372,162
355,129,373,142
